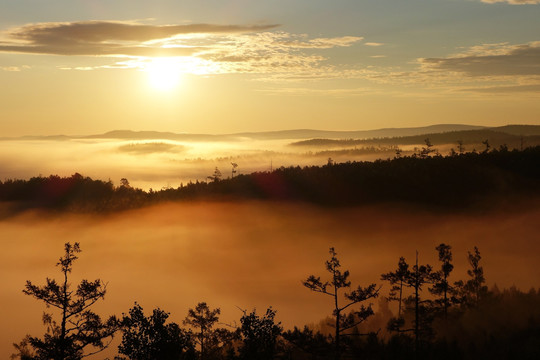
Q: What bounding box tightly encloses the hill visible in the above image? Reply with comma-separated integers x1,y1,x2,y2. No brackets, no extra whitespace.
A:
290,127,540,150
1,147,539,213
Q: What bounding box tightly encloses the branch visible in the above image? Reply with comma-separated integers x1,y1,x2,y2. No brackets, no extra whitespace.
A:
340,284,381,312
303,276,333,297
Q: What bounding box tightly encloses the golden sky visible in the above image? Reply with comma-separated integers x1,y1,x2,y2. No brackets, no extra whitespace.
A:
1,0,540,136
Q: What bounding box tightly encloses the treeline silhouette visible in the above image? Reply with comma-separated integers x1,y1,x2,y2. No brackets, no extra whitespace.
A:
1,146,540,212
289,129,540,149
12,243,540,360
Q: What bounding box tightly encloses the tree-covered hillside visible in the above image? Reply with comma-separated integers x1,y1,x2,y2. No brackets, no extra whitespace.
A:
1,146,539,212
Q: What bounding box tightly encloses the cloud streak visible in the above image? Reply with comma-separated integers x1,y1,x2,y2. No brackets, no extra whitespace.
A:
460,84,540,93
481,0,540,4
1,66,28,71
279,36,362,49
0,20,367,80
0,21,278,57
420,42,540,76
364,42,384,47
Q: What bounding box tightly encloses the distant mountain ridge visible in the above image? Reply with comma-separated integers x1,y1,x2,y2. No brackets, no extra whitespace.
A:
86,124,487,141
2,124,539,142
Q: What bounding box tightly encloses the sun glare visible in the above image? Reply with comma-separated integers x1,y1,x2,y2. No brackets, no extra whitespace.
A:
146,58,183,91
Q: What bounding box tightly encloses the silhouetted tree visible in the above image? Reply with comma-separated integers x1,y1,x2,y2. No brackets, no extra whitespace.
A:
407,252,434,352
207,168,222,183
238,307,282,360
116,303,194,360
457,140,465,154
420,138,435,158
382,257,410,319
282,326,332,359
303,247,379,360
381,257,410,333
384,252,434,353
429,244,455,320
120,178,131,188
13,243,118,360
184,302,227,360
482,139,490,153
456,246,488,308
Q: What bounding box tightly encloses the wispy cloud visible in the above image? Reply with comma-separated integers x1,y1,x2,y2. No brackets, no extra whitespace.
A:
259,87,373,97
189,32,363,76
420,42,540,76
279,36,362,49
1,65,29,71
460,84,540,93
355,42,540,96
481,0,540,4
0,20,278,57
365,42,384,47
0,20,368,80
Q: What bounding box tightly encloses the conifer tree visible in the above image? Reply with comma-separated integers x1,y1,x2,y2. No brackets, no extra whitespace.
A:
238,307,282,360
13,243,118,360
183,302,234,360
429,243,455,319
303,247,379,360
381,257,410,334
407,252,434,352
455,246,488,308
117,303,194,360
381,257,410,319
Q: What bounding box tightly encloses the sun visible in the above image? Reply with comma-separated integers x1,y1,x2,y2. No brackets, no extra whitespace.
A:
145,58,182,91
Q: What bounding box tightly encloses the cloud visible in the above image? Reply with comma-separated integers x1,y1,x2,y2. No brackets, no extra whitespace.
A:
259,87,372,96
0,20,367,80
420,42,540,76
364,42,384,47
279,36,363,49
0,20,278,57
481,0,540,4
460,84,540,93
1,66,27,71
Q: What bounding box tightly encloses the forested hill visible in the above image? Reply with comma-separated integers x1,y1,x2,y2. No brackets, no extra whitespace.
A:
1,147,539,213
289,129,540,148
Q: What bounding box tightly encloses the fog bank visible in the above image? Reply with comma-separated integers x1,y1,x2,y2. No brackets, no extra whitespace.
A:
1,201,539,358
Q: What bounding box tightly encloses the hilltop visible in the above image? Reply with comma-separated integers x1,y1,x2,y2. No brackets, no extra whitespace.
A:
1,146,539,214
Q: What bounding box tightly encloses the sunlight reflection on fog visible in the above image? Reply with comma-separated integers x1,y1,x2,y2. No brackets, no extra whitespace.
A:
0,138,396,190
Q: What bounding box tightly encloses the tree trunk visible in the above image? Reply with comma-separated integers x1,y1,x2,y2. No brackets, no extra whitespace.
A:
60,270,68,360
333,273,340,360
200,327,205,360
335,309,340,360
399,279,403,317
414,252,419,355
443,273,448,320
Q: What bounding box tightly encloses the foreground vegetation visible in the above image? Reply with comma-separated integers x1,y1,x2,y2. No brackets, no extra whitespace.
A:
12,243,540,360
1,146,539,213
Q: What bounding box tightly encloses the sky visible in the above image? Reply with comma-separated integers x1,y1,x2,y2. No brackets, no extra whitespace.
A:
1,0,540,136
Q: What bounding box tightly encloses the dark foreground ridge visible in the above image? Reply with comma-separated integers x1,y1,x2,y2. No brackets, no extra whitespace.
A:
1,146,539,213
